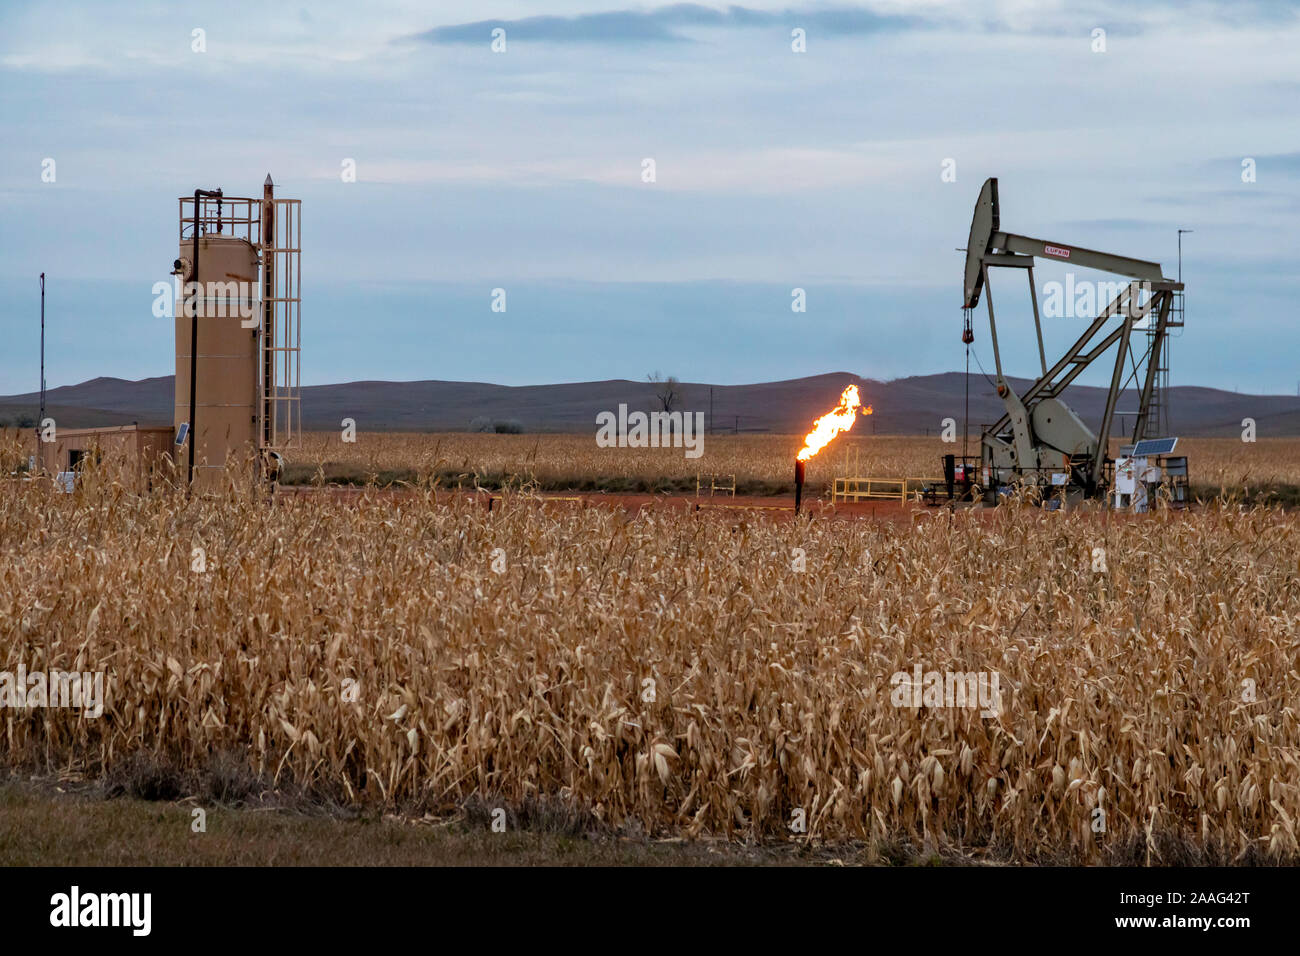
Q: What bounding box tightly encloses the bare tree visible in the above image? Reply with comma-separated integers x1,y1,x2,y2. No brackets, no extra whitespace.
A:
647,371,681,413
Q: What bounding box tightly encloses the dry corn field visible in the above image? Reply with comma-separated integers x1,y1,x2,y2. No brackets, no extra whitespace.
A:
287,430,912,494
3,447,1300,864
287,431,1300,501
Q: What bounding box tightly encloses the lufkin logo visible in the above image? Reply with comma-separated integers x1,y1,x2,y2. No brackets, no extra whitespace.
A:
1043,244,1071,259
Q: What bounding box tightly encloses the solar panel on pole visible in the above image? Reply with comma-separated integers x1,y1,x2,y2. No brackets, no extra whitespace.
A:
1132,437,1178,456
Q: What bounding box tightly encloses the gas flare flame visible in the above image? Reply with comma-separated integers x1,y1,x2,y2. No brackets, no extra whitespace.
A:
796,385,872,461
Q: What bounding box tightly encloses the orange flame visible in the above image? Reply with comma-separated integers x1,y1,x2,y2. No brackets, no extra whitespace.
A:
796,385,872,461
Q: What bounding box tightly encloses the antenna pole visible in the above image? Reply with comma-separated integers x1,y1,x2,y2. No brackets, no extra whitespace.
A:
39,273,46,466
1177,229,1192,283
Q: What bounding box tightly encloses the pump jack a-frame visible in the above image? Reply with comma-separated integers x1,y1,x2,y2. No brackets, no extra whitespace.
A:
960,178,1184,499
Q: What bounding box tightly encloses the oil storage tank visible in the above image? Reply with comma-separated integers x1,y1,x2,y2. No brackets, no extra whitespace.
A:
173,185,300,493
173,232,260,490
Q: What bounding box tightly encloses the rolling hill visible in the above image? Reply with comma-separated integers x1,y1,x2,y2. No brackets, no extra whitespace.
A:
2,372,1296,437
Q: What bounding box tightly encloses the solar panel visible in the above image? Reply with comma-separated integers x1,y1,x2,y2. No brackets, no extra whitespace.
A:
1132,437,1178,456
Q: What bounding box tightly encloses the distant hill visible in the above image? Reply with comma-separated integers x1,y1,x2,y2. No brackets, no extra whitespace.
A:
2,372,1297,436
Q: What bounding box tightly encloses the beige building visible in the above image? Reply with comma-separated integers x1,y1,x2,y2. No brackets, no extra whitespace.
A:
39,424,174,491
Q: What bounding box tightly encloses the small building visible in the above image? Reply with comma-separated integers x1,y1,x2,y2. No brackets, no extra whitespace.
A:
39,424,175,491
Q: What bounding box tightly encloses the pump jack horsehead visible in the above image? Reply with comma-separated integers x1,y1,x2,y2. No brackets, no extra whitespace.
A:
961,178,1184,500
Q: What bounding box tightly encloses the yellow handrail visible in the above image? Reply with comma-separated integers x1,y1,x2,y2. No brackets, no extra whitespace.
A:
832,476,941,503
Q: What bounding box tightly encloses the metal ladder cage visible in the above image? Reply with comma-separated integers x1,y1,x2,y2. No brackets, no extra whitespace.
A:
1147,288,1185,438
260,198,302,451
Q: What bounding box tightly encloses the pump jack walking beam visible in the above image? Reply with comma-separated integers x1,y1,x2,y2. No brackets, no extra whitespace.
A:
963,180,1165,314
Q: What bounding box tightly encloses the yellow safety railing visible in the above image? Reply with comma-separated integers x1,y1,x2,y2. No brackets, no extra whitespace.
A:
832,476,938,503
696,473,736,497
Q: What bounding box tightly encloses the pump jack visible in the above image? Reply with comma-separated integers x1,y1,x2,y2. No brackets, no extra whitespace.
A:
959,178,1184,501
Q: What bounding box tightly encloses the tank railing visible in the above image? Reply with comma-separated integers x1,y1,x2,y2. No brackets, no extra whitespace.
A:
178,196,261,243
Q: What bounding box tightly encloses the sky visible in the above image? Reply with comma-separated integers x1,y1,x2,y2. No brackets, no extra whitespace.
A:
1,0,1298,393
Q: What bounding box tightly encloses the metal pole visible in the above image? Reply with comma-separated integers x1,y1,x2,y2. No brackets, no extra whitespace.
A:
38,273,45,426
261,176,275,452
964,340,970,461
187,192,201,487
961,307,972,462
1091,312,1134,490
38,273,45,469
188,188,223,489
1027,265,1047,376
982,264,1004,383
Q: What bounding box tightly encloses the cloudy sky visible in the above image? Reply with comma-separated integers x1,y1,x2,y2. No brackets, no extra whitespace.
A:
1,0,1297,394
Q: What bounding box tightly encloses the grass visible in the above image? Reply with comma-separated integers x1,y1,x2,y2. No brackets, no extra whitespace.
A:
0,774,891,866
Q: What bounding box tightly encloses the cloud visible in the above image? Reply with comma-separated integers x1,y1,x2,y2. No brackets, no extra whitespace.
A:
341,145,913,192
408,0,1300,49
410,4,923,46
1058,218,1177,230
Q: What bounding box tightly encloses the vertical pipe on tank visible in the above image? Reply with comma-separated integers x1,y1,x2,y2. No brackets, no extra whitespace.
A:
187,188,222,489
261,175,275,452
794,458,806,515
187,191,200,487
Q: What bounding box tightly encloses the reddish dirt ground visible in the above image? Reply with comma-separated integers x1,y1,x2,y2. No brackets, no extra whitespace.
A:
276,484,959,524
